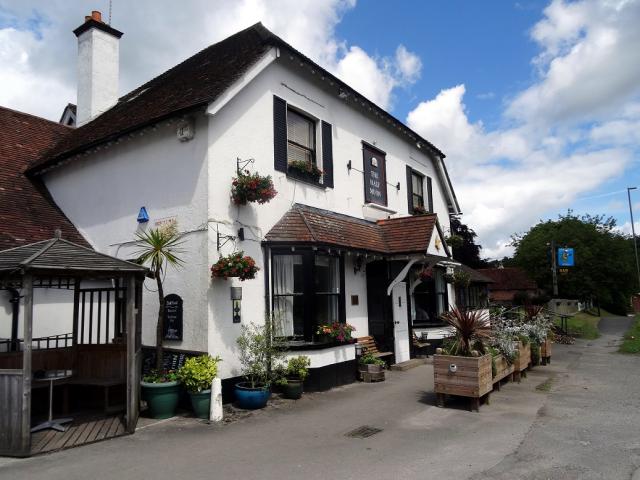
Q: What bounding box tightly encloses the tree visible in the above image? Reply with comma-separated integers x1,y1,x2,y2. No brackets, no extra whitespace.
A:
511,211,635,314
135,227,184,371
449,216,487,268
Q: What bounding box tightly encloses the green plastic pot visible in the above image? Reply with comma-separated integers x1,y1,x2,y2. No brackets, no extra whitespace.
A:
141,381,180,419
281,379,304,400
189,389,211,419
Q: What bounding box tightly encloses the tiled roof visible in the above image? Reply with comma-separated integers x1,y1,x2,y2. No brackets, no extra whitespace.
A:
477,267,538,291
457,264,493,284
0,106,88,250
265,204,437,255
0,237,147,275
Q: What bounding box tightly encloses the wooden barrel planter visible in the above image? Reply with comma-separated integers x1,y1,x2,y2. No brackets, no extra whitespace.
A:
492,354,515,391
513,341,531,382
540,338,552,365
434,354,492,412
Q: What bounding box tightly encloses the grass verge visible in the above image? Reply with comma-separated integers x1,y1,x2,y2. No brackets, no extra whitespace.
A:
535,377,554,392
619,315,640,354
558,308,610,339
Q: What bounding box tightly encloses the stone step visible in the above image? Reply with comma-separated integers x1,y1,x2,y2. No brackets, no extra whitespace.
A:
389,358,427,371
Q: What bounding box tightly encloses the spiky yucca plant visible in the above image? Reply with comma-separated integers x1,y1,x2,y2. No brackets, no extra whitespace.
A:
441,308,491,356
135,227,184,371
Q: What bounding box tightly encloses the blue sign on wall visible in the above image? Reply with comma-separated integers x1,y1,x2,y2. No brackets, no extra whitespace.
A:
557,247,575,267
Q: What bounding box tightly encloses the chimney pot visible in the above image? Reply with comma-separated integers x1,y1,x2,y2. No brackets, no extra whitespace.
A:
91,11,102,22
85,15,91,22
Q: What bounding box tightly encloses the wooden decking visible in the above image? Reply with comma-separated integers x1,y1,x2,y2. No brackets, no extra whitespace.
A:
30,414,126,455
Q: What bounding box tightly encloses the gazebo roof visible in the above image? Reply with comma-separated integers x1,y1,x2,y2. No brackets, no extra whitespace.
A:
0,236,147,276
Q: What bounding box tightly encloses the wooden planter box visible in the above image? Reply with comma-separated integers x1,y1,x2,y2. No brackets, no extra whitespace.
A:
540,338,552,365
492,354,514,390
513,341,531,382
434,354,492,411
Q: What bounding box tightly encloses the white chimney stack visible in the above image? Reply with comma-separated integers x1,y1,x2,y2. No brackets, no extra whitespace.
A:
73,11,123,126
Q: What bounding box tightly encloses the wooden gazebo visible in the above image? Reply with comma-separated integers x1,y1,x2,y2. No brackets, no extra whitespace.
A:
0,236,147,456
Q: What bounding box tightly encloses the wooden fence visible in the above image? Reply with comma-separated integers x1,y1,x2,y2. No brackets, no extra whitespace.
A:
0,370,27,456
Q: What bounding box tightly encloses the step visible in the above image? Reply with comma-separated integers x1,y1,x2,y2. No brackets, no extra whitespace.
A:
389,358,427,371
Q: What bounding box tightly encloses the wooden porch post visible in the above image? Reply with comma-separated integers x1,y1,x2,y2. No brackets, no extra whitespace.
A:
125,274,139,433
21,273,33,455
72,278,80,345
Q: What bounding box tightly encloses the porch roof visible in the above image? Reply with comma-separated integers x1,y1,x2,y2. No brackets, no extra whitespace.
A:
264,204,438,255
0,236,147,277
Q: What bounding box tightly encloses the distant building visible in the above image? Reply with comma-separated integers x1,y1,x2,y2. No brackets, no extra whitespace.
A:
477,267,538,305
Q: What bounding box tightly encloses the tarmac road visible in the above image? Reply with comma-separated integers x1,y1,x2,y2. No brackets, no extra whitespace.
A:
1,316,638,480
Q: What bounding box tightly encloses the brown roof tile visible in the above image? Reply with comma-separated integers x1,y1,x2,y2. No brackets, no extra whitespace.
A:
0,106,88,250
477,267,538,291
265,204,437,255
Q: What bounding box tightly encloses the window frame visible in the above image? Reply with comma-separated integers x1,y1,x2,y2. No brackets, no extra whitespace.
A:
270,247,346,342
411,170,425,212
286,107,317,168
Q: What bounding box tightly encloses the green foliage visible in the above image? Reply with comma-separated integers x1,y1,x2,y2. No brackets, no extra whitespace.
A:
177,355,222,393
449,216,487,269
510,211,636,314
564,310,601,339
142,370,178,384
236,317,286,388
287,160,323,181
359,353,385,366
531,343,541,365
285,356,311,380
619,315,640,354
441,308,491,356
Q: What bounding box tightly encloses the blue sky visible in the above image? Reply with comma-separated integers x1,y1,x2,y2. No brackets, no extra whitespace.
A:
1,0,639,258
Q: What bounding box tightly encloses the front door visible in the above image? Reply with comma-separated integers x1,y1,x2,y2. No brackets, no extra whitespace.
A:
392,282,410,363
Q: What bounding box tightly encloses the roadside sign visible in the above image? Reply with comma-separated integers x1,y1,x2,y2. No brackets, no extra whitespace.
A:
558,248,575,267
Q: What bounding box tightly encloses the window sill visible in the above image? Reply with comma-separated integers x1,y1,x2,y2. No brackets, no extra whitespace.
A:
275,339,356,351
286,170,326,189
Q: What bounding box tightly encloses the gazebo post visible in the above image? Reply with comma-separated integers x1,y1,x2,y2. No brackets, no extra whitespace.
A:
21,273,33,455
125,274,139,433
72,278,80,346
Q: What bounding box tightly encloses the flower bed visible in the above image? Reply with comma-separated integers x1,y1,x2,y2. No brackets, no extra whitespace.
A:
513,341,531,382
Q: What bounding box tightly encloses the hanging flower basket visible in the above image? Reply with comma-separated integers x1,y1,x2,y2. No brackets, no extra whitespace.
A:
413,205,427,215
231,170,277,205
419,265,433,281
445,268,471,288
211,251,259,281
287,160,323,182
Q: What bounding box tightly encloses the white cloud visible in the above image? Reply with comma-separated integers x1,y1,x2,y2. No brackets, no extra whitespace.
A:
0,0,420,118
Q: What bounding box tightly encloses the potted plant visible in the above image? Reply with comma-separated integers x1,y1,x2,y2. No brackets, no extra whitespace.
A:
235,317,285,409
522,305,553,366
135,225,184,418
434,308,492,411
140,370,180,419
315,322,356,343
275,356,310,400
177,354,222,418
231,170,277,205
211,251,259,281
359,353,385,374
287,159,323,182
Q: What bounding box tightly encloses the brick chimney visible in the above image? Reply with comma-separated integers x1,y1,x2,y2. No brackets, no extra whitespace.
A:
73,11,123,126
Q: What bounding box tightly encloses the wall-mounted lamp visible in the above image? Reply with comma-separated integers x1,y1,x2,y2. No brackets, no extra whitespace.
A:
355,343,363,357
137,207,149,223
230,287,242,323
448,363,458,373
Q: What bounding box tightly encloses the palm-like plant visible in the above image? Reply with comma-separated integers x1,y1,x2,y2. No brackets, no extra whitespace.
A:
441,308,491,356
135,228,184,371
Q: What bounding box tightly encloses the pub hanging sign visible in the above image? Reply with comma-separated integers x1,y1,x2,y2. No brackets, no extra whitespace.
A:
163,293,183,341
362,143,388,206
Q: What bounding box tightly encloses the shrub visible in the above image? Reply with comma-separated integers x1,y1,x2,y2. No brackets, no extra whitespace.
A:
440,308,491,356
142,370,178,384
359,353,385,366
236,317,286,388
177,355,222,393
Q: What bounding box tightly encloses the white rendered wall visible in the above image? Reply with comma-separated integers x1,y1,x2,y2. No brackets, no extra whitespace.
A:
205,59,454,378
76,28,119,126
44,116,210,353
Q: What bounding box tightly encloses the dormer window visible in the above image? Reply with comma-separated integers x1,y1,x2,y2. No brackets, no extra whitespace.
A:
287,109,316,167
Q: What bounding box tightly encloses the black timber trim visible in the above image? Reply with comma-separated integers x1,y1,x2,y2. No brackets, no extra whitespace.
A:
273,95,288,173
321,121,334,188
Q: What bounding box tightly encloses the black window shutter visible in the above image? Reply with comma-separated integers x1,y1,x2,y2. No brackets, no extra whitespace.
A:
321,121,334,188
273,95,288,173
406,166,414,213
426,176,433,213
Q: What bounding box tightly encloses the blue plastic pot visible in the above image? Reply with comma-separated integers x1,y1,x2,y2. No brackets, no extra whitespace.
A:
234,382,271,409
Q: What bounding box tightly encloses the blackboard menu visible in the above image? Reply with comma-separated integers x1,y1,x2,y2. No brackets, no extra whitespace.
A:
163,293,183,341
363,143,387,206
141,348,201,375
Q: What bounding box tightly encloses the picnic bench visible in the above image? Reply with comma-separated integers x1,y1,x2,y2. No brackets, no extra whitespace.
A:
356,336,393,362
412,332,431,357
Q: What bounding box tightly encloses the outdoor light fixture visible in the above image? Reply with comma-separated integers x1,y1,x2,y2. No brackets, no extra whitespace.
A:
230,287,242,323
355,343,363,357
449,363,458,373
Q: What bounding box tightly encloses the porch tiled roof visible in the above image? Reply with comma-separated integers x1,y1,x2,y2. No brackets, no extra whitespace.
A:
265,204,437,255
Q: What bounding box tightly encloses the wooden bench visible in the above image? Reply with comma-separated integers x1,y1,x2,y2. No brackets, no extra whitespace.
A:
356,336,393,362
412,332,431,357
68,377,125,414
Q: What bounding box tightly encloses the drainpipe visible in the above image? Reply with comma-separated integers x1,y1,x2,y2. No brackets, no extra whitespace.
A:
7,288,20,352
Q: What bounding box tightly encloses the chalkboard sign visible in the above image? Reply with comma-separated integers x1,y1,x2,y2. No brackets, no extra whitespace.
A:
163,293,183,341
362,143,387,206
141,348,198,375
